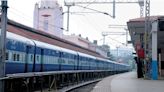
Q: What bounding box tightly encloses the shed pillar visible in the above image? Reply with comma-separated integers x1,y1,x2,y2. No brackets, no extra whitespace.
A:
151,21,158,80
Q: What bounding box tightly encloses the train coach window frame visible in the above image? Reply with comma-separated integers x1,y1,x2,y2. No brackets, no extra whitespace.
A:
55,51,60,56
19,53,23,61
5,52,9,60
30,54,34,62
8,51,12,61
36,55,40,62
13,53,17,61
17,54,20,61
22,53,25,62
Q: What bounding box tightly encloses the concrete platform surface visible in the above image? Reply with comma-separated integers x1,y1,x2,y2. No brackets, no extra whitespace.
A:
91,72,164,92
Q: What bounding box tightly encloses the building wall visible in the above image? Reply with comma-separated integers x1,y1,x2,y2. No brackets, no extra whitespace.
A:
88,43,96,51
63,35,89,48
33,0,63,38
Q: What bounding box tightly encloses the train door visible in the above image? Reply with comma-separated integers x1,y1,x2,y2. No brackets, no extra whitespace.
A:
32,46,36,72
74,55,76,70
58,52,62,71
24,46,30,73
96,60,99,70
89,58,91,70
77,54,79,70
40,49,44,72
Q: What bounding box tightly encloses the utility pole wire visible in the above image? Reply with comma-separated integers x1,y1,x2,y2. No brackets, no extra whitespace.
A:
76,5,113,17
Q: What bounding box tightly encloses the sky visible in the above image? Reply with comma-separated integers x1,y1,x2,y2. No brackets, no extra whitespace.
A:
5,0,164,50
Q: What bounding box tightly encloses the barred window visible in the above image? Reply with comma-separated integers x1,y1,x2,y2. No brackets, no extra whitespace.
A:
30,55,33,62
13,53,16,61
5,52,8,60
36,55,39,62
17,54,20,61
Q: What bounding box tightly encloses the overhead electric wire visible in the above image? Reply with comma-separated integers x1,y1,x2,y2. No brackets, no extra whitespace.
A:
107,36,126,46
80,0,97,11
75,5,113,17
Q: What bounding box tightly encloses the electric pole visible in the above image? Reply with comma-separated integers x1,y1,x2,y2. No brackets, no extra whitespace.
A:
144,0,152,79
0,0,8,92
138,0,144,17
64,1,74,32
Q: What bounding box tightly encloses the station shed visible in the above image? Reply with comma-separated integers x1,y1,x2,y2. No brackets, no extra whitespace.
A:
127,16,164,79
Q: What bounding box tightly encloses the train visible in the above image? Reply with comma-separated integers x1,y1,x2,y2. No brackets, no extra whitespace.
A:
5,31,130,74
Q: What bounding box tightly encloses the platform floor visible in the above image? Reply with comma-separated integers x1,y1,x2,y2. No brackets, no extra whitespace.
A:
91,71,164,92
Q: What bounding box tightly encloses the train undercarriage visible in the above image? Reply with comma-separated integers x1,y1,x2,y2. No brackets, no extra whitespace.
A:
4,70,128,92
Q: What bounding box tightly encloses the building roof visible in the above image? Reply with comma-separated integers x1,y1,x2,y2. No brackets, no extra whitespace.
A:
128,15,164,22
127,15,164,51
4,19,104,58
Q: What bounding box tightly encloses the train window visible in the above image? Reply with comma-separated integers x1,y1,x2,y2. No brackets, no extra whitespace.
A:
30,55,33,62
51,57,54,62
47,56,49,63
49,56,51,63
43,56,45,62
51,57,54,63
19,53,22,61
8,51,12,61
50,57,52,63
17,54,20,61
44,56,47,63
5,52,8,60
22,53,25,62
71,54,74,59
48,57,51,63
13,53,16,61
52,51,56,55
36,55,39,62
45,56,48,63
48,56,50,63
50,56,52,63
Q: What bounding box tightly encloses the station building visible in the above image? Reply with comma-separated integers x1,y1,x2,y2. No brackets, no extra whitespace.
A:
127,16,164,79
33,0,63,38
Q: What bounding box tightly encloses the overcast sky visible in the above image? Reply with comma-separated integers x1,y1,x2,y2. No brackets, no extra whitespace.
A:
6,0,164,49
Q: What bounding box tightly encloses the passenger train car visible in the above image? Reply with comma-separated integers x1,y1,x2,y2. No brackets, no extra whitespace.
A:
5,32,130,74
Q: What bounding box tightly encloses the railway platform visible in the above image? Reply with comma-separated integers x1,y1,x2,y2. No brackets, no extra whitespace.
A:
91,71,164,92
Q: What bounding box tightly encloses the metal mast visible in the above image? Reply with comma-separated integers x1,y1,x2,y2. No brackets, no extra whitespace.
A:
144,0,150,59
138,0,144,17
144,0,150,78
64,2,74,32
0,0,8,92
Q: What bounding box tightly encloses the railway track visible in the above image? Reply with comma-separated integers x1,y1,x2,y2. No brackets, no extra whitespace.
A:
62,79,100,92
67,82,97,92
35,79,100,92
